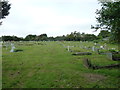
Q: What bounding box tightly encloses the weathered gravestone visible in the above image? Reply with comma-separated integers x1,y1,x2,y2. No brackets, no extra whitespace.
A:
106,53,113,60
10,43,15,52
67,46,74,52
100,46,104,49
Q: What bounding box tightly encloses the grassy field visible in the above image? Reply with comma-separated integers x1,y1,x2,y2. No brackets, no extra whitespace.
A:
2,41,120,88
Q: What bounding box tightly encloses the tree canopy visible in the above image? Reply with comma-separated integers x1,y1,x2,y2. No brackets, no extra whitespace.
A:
0,0,11,25
92,0,120,44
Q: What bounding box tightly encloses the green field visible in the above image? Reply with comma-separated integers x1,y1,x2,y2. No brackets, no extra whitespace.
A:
2,41,120,88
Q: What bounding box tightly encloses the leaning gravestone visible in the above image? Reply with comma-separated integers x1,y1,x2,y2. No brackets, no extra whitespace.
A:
10,43,15,52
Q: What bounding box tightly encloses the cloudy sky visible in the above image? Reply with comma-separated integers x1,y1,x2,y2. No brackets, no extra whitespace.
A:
0,0,101,37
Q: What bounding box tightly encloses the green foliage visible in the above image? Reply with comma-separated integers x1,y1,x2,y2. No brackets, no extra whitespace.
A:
0,0,11,25
25,34,37,41
65,31,98,41
1,31,99,41
2,36,23,41
98,30,110,39
92,1,120,43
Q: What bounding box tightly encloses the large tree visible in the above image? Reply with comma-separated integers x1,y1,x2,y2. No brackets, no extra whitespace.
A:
92,0,120,44
0,0,11,25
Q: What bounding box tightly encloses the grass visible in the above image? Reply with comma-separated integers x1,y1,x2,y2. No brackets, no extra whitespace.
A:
2,41,120,88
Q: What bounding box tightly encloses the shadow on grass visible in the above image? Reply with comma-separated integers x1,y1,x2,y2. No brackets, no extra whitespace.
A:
14,49,23,52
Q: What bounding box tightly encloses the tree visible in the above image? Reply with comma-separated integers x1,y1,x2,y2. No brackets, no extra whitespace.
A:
98,30,110,39
92,0,120,44
84,34,98,41
25,34,37,41
2,36,23,41
0,0,11,25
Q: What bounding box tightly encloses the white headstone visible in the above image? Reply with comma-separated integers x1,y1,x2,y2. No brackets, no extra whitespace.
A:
67,46,70,51
94,43,97,46
111,48,116,50
100,46,104,49
92,46,95,51
10,43,15,52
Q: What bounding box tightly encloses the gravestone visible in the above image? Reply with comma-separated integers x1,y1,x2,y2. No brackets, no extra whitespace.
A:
92,46,95,51
67,46,74,52
67,46,70,51
94,43,97,46
106,53,112,60
100,46,104,49
10,43,15,52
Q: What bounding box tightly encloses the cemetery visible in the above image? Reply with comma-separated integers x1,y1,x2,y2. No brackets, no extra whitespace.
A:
1,0,120,88
2,41,120,88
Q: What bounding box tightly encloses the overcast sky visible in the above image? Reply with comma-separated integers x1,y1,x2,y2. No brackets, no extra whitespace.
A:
0,0,101,37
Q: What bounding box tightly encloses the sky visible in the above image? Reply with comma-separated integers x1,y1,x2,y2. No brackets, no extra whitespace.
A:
0,0,101,38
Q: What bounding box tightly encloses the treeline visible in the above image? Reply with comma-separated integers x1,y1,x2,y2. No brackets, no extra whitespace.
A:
1,31,110,42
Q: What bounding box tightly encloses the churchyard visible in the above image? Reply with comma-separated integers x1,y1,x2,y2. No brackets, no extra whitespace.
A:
2,41,120,88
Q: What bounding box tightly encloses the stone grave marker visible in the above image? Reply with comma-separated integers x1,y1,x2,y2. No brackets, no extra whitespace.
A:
100,46,104,49
92,46,95,51
106,53,113,60
94,43,97,46
67,46,70,51
10,43,15,52
67,46,74,52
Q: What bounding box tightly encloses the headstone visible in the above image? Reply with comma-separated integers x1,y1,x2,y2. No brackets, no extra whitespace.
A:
94,43,97,46
10,43,15,52
111,48,116,50
106,53,112,60
100,46,104,49
92,46,95,51
67,46,70,52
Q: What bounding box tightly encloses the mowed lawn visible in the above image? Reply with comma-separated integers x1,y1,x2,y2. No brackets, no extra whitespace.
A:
2,41,120,88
